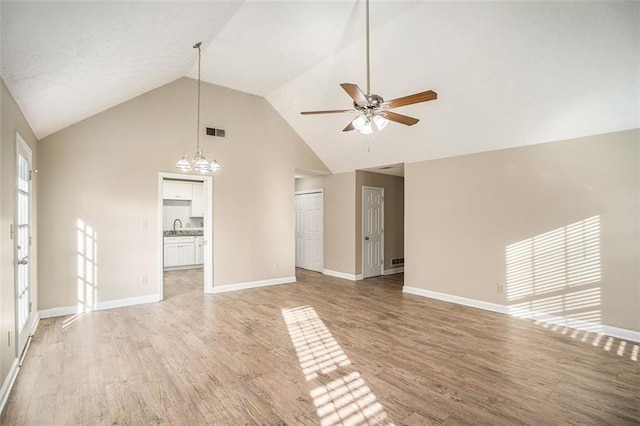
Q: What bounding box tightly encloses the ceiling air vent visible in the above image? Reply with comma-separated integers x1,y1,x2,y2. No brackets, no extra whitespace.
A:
206,127,226,138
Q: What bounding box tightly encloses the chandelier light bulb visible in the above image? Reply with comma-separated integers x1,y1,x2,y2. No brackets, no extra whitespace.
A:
176,155,191,170
209,159,221,172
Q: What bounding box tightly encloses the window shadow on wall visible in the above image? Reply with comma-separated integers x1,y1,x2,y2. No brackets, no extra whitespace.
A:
506,216,638,362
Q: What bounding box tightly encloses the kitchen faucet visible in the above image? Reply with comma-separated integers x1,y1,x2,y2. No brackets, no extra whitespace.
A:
173,219,182,232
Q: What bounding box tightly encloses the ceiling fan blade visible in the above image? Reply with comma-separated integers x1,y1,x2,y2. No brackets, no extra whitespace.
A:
382,111,419,126
300,109,355,115
343,121,356,132
384,90,437,109
340,83,368,106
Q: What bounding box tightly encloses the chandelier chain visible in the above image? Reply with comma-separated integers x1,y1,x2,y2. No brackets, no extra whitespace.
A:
175,41,221,173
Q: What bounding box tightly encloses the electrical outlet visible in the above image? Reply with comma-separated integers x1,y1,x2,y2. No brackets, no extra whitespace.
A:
274,263,278,271
497,282,505,293
139,220,148,229
141,275,148,285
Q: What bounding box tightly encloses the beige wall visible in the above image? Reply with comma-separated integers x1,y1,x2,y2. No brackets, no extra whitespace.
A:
0,79,39,391
38,77,328,310
355,171,404,274
296,172,356,275
405,129,639,332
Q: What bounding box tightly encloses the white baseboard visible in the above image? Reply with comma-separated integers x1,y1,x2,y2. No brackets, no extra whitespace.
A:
97,294,159,311
30,313,40,335
39,306,77,319
39,294,160,319
383,267,404,275
602,325,640,343
403,286,508,314
0,358,19,416
403,286,640,343
211,276,296,294
510,309,640,343
0,312,41,415
322,269,363,281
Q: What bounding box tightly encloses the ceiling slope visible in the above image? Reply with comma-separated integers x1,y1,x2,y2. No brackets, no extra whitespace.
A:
1,1,243,138
267,1,640,173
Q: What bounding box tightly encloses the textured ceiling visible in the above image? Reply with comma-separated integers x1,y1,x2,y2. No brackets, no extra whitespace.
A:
2,1,639,174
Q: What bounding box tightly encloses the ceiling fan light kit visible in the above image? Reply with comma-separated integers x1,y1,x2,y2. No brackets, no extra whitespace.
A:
300,0,437,134
176,42,221,173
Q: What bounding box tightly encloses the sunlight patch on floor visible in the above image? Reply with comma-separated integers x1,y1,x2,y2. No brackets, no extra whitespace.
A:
282,306,394,425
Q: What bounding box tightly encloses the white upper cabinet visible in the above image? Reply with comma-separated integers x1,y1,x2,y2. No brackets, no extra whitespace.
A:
163,181,193,200
190,182,205,217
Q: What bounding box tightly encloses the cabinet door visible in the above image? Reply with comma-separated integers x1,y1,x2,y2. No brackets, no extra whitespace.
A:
180,242,196,265
163,182,179,199
177,183,193,200
164,244,181,267
191,183,205,217
163,181,193,200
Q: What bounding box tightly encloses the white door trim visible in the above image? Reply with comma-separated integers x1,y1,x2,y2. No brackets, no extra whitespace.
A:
15,133,33,356
294,189,324,272
362,185,384,279
157,172,214,299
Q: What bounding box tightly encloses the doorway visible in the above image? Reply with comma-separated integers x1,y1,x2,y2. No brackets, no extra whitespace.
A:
15,134,33,356
295,190,323,272
157,173,213,299
362,186,384,278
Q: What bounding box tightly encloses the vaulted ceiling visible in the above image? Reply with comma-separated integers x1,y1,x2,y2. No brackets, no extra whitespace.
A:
2,1,638,173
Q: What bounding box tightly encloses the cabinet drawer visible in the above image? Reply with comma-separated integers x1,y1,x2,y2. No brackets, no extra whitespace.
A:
164,236,195,244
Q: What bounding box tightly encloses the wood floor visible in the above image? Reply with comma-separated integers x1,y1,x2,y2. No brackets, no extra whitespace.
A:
2,269,639,425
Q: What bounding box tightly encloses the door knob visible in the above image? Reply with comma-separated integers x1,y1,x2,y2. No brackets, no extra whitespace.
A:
365,237,370,240
18,259,28,265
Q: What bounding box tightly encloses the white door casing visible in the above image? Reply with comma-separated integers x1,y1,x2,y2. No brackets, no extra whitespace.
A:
363,186,384,278
157,173,214,297
295,195,304,267
15,135,33,355
295,191,323,272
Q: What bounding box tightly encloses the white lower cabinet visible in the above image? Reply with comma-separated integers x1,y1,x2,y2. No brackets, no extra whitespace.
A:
164,236,197,267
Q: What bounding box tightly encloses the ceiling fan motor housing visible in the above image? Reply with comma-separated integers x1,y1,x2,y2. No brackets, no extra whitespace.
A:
354,93,384,112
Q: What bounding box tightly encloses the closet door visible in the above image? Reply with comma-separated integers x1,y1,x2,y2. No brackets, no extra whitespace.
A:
295,192,323,272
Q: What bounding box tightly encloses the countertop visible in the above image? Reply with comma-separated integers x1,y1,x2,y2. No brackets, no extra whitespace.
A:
163,230,204,237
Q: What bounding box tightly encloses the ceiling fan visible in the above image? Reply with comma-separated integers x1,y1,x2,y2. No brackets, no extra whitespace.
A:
300,0,438,134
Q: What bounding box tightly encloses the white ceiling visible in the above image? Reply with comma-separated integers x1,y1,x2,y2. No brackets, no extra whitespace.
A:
2,1,638,174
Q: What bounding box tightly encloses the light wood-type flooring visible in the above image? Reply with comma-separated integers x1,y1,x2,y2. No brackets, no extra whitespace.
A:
2,268,639,425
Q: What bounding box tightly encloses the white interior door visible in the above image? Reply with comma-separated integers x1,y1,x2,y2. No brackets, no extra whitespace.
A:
295,192,323,272
363,186,383,278
15,135,33,355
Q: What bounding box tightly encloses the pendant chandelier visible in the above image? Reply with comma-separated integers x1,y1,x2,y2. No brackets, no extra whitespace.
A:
176,42,221,173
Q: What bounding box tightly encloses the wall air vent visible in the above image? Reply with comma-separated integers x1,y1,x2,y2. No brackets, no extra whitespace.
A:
206,127,226,138
391,257,404,265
